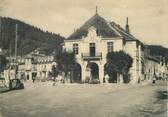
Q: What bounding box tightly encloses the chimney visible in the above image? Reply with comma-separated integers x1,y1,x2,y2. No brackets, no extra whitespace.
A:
125,17,130,34
95,6,98,15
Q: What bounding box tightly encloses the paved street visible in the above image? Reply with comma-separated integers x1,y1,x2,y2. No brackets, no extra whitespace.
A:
0,81,167,117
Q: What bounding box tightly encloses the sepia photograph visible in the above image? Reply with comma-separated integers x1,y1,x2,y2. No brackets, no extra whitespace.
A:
0,0,168,117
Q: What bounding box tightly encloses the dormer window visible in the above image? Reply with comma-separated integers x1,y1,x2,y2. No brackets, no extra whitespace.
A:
73,43,78,54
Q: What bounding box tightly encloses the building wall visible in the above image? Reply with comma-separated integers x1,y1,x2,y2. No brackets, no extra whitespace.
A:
123,41,144,83
64,26,148,84
145,59,160,80
36,62,53,79
64,27,145,83
16,55,54,81
3,69,16,83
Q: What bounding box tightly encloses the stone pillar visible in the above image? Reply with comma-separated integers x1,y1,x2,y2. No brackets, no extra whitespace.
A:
119,74,123,84
138,44,142,81
99,64,104,84
81,64,86,83
29,72,32,81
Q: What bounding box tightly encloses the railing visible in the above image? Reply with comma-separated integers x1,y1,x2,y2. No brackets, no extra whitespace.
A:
81,52,102,60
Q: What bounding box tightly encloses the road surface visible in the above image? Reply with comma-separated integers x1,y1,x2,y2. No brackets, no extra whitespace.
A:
0,81,167,117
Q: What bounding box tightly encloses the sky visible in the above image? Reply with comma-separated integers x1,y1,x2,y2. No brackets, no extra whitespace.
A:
0,0,168,47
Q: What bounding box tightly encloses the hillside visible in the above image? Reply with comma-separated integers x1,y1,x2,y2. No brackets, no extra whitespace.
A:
147,45,168,64
0,17,64,56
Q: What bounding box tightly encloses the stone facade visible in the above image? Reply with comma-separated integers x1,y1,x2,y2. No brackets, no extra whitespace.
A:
64,13,145,83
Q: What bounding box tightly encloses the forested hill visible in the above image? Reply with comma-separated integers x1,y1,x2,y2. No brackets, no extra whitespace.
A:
0,17,64,56
147,45,168,64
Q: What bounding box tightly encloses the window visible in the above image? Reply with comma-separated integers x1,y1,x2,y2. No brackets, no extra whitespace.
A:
73,43,78,54
90,43,95,47
90,43,96,56
107,42,113,53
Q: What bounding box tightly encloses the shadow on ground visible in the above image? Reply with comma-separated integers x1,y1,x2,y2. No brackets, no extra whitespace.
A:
0,88,24,94
1,89,11,93
157,90,168,100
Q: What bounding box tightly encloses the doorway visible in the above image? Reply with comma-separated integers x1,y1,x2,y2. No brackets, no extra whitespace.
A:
87,62,99,80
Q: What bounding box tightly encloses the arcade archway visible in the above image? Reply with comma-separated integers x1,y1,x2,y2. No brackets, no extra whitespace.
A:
87,62,99,80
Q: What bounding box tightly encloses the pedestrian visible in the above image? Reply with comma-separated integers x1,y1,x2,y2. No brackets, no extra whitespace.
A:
105,74,109,83
152,77,156,84
32,77,35,83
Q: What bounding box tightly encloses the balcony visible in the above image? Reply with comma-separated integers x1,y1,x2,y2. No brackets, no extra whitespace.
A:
81,52,102,60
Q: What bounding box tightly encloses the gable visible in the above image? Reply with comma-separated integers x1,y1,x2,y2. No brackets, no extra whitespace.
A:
67,14,121,40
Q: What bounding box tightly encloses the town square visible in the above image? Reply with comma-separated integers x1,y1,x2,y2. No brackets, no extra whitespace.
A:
0,0,168,117
0,81,167,117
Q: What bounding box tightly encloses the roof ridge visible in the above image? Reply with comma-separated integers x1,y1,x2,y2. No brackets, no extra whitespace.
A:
93,15,122,37
106,22,123,37
111,22,137,40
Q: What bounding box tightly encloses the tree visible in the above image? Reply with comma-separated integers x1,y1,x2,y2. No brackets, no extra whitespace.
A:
105,51,133,83
56,51,76,77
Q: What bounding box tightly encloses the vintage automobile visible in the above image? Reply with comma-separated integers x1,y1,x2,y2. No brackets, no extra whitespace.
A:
9,79,24,90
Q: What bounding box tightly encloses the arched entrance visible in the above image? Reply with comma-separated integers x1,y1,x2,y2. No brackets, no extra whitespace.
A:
72,63,82,83
87,62,99,80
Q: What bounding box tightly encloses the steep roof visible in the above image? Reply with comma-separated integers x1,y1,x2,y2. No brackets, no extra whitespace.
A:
110,22,137,41
67,13,139,42
147,55,160,63
67,14,121,40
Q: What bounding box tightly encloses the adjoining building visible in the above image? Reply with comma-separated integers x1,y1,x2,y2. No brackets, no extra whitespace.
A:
157,57,168,80
3,49,55,82
63,10,146,83
145,56,160,81
144,55,168,81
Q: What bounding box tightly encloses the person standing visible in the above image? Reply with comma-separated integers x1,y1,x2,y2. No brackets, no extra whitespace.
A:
152,77,156,84
105,74,109,83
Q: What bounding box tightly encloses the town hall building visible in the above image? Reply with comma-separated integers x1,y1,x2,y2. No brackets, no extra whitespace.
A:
63,9,145,84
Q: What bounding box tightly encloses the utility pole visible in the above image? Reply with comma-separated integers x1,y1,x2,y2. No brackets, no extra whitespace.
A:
14,24,18,79
0,17,2,48
15,24,18,60
0,18,1,73
8,42,11,81
0,17,4,48
0,17,1,41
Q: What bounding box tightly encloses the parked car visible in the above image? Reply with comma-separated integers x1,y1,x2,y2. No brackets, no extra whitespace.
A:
9,79,24,90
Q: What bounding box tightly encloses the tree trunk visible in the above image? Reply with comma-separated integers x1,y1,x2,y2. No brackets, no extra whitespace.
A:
119,74,123,84
117,73,123,84
117,73,119,83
